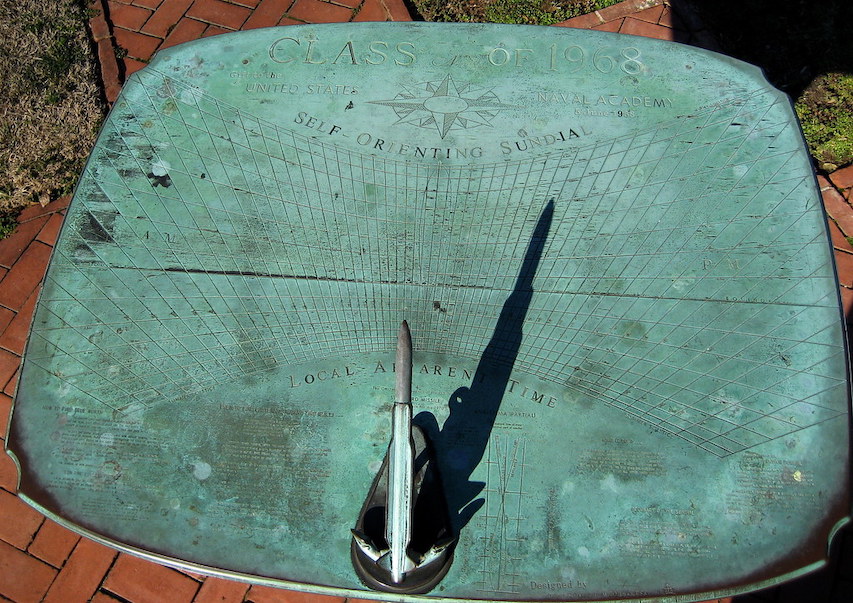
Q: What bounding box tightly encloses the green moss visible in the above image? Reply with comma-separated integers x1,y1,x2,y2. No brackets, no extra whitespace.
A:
410,0,622,25
796,72,853,170
0,211,18,240
485,0,620,25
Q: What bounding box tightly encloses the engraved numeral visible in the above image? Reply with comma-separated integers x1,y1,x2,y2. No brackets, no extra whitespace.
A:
620,47,644,75
564,45,585,72
592,47,616,73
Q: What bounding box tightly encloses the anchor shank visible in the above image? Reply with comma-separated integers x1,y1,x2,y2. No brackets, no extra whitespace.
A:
387,321,414,583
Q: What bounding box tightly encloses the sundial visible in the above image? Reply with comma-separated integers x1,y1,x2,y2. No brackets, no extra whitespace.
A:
6,23,851,601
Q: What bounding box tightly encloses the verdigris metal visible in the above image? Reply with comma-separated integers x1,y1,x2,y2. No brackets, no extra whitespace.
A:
6,22,851,602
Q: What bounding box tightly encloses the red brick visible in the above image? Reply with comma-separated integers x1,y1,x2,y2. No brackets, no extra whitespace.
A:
289,0,353,23
382,0,411,21
835,250,853,288
3,366,18,397
0,391,11,433
243,0,294,29
133,0,165,8
36,212,66,247
620,16,675,40
187,0,252,29
28,519,81,568
0,307,13,335
657,4,685,29
830,164,853,192
230,0,262,6
102,553,200,602
842,287,853,319
331,0,360,8
277,15,302,25
822,184,853,237
247,585,346,603
353,0,388,22
91,591,125,603
632,3,665,23
0,215,48,269
598,0,661,21
108,0,154,29
0,539,57,602
0,489,44,549
828,218,853,252
0,444,19,492
141,0,193,37
114,26,163,60
556,11,604,29
176,566,206,580
16,196,70,223
42,538,118,603
98,38,124,103
0,348,21,392
194,576,250,602
89,7,112,41
0,241,52,312
162,17,209,48
593,18,623,32
124,57,149,77
203,23,231,37
48,196,71,212
0,286,39,355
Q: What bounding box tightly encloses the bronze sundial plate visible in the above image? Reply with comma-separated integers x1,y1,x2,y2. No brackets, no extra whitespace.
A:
6,23,851,602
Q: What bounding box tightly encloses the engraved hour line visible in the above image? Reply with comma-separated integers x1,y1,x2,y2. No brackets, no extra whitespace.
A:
148,69,722,203
185,83,354,364
199,87,285,357
128,284,838,388
36,287,844,388
550,293,846,417
560,338,841,442
38,262,189,409
241,112,313,353
100,108,282,392
544,316,844,452
557,94,805,369
112,98,273,383
113,90,256,366
73,182,224,393
477,436,527,593
173,100,284,366
50,75,836,436
529,299,846,400
151,81,792,276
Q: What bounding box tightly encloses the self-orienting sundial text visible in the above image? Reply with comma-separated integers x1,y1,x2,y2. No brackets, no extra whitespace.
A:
231,36,674,157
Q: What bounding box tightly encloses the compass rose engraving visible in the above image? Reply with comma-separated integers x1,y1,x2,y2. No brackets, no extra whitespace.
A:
369,74,514,139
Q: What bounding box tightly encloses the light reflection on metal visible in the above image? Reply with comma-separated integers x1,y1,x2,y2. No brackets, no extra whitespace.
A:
387,320,414,583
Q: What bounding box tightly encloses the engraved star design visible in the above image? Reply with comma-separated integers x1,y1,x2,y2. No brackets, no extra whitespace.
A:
369,74,514,139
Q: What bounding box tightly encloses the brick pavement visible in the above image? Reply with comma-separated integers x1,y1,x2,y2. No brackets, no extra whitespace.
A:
1,0,851,601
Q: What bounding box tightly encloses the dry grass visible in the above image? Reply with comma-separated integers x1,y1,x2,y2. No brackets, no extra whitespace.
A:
0,0,105,229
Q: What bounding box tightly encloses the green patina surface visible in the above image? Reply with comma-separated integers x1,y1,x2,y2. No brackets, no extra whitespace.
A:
6,24,850,602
